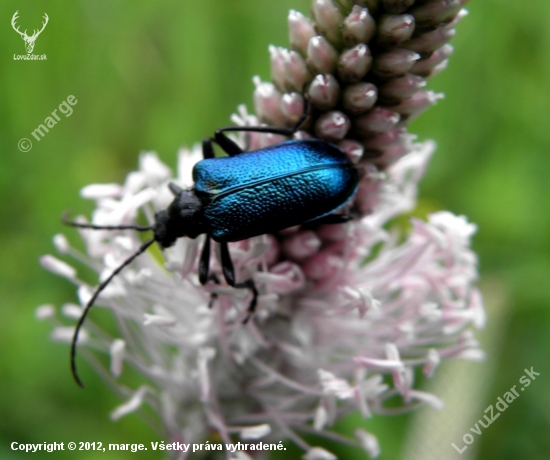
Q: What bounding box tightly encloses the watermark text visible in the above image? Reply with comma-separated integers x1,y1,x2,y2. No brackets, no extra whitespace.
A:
19,95,78,151
11,11,48,58
451,366,540,454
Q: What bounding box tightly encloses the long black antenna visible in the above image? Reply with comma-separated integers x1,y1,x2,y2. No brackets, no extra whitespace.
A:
62,212,154,232
71,237,156,387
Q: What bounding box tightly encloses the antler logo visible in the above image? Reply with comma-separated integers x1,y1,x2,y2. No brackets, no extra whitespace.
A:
11,11,49,54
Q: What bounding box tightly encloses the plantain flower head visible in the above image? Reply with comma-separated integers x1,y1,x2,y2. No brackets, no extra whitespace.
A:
39,1,482,458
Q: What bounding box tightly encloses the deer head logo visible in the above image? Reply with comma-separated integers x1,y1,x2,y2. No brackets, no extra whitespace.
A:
11,11,49,54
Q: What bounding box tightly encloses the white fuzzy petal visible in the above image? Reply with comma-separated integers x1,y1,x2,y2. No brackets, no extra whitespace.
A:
110,386,149,421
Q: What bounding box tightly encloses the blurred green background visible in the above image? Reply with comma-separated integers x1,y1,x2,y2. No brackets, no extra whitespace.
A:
1,0,549,459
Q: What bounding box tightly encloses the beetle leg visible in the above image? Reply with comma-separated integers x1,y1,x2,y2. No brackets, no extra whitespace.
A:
228,278,258,323
208,292,219,309
199,237,222,308
213,96,310,157
219,241,236,286
198,236,211,285
205,274,220,309
213,125,307,158
210,130,243,156
202,137,218,159
220,241,258,321
238,279,258,323
291,92,310,132
214,126,292,157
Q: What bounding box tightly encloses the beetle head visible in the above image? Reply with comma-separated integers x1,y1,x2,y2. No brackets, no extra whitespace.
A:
154,189,205,248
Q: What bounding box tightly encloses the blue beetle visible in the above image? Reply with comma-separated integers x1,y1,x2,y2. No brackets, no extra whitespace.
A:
63,115,360,386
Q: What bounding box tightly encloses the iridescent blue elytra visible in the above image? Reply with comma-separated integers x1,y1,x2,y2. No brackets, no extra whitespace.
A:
193,139,360,241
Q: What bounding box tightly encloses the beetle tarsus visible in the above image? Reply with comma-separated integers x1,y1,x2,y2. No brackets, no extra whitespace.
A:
208,292,218,309
291,91,310,133
239,279,258,323
203,274,220,309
